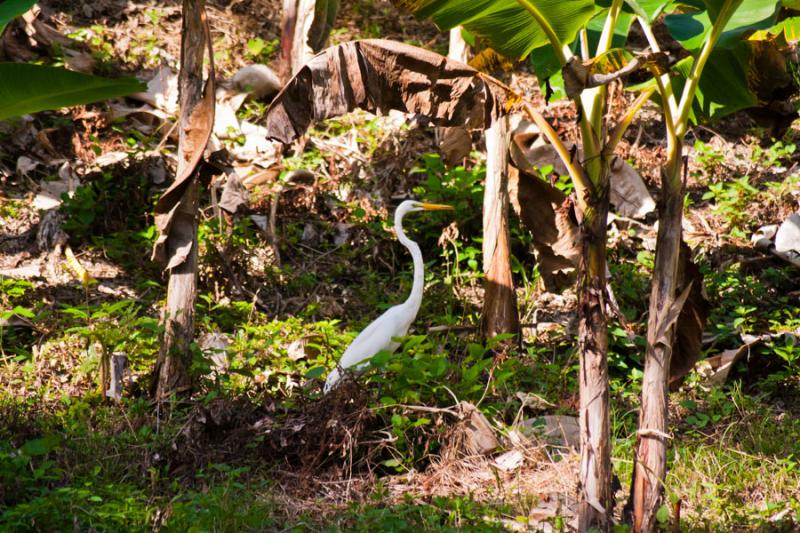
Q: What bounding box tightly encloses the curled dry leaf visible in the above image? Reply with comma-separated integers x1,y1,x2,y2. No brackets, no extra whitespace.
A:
562,50,670,100
669,242,710,389
151,2,215,267
265,39,513,143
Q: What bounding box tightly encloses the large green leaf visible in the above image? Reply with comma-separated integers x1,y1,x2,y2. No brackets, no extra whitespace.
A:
665,0,780,52
0,0,36,34
634,43,758,123
749,15,800,42
394,0,596,60
0,63,145,120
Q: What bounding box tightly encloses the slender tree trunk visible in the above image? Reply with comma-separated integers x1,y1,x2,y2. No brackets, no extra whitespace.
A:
577,178,612,532
155,180,199,398
153,0,214,399
632,145,684,532
482,115,520,338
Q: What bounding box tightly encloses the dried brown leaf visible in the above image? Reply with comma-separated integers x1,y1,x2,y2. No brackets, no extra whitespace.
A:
265,39,512,144
669,242,710,388
151,1,215,266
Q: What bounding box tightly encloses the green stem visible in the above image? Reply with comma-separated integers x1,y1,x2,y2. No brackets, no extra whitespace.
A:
637,16,678,122
596,0,624,57
522,102,593,199
675,0,744,137
580,0,623,188
605,86,656,156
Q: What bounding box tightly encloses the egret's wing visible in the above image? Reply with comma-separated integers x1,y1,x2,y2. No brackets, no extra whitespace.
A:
324,302,418,393
338,304,410,369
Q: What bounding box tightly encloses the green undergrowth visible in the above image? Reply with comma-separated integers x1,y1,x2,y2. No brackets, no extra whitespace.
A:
2,72,800,530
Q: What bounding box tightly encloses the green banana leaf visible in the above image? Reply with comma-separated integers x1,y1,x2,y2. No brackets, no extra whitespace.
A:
673,44,758,123
749,15,800,43
393,0,595,60
0,0,36,34
665,0,780,51
0,63,145,121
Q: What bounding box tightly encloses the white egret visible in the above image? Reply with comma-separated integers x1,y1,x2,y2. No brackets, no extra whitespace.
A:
324,200,454,393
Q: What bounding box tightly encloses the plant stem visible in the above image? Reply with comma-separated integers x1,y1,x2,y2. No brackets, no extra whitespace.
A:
637,17,678,121
577,182,612,532
675,0,743,137
631,2,744,528
631,144,683,533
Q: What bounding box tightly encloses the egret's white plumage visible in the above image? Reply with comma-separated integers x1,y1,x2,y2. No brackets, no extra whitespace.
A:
324,200,452,393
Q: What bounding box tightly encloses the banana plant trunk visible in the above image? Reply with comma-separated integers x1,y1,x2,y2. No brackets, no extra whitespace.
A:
155,181,199,398
632,146,684,532
152,0,214,400
482,114,520,338
577,178,612,532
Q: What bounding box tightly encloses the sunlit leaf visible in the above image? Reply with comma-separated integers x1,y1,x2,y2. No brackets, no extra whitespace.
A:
0,63,144,121
393,0,595,60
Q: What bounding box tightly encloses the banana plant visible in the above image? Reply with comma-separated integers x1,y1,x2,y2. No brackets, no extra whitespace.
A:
391,1,658,529
628,1,781,530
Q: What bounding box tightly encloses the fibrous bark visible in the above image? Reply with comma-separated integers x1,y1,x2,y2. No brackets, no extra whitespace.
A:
577,180,612,532
279,0,338,81
632,147,684,532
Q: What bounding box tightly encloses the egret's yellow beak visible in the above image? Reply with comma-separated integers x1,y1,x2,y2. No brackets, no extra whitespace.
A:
420,202,455,211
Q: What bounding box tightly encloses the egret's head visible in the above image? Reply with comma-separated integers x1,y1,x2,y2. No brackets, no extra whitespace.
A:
400,200,455,214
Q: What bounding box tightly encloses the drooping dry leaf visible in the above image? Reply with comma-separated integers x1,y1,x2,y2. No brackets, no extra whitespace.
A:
151,2,215,267
439,126,472,166
508,164,581,291
669,242,710,389
265,39,513,143
509,133,581,291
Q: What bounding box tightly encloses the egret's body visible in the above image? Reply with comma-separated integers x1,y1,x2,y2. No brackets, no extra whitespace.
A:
324,200,452,393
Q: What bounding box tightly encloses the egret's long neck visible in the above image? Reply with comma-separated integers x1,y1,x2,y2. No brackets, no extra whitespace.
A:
395,208,424,309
